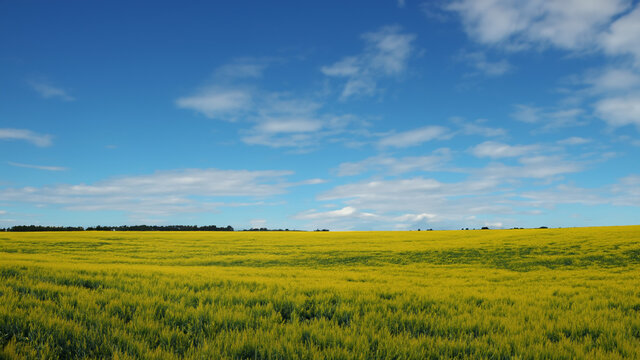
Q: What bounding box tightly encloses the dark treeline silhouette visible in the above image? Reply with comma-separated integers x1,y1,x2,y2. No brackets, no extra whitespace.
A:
1,225,234,232
86,225,234,231
3,225,85,232
243,228,294,232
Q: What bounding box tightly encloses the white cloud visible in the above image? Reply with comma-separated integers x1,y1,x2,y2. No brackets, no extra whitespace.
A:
176,60,368,149
584,67,640,93
460,123,507,137
8,162,67,171
522,175,640,208
511,105,586,130
484,221,503,228
363,26,415,75
397,0,406,8
336,149,452,176
214,59,268,79
297,206,357,219
240,95,358,149
420,1,451,21
313,176,512,229
600,5,640,65
471,155,582,181
394,213,436,222
547,108,585,127
175,87,252,119
298,151,588,229
0,168,300,217
379,125,451,147
322,26,416,99
567,65,640,131
0,128,53,147
249,219,267,228
241,132,314,149
447,0,532,45
557,137,591,145
452,118,507,137
341,77,377,98
459,51,512,76
254,118,323,134
29,80,75,101
594,93,640,127
448,1,640,133
610,175,640,206
295,206,380,229
447,0,630,50
471,141,540,158
321,57,360,77
511,104,540,123
503,155,582,179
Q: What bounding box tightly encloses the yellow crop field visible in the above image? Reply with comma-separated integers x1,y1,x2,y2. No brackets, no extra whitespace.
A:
1,226,639,359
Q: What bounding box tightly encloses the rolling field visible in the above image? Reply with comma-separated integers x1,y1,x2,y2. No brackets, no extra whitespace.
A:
1,226,639,359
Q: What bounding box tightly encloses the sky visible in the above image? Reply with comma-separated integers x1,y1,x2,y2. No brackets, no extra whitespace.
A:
1,0,639,230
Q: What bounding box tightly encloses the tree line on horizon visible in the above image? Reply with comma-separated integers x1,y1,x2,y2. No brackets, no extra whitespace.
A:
0,225,235,232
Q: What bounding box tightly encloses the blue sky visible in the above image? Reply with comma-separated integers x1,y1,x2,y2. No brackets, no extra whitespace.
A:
1,0,639,230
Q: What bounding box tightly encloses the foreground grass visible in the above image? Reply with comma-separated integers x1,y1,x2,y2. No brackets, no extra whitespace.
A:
1,226,639,359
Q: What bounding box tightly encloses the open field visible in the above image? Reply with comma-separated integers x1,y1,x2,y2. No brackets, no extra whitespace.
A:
1,226,639,359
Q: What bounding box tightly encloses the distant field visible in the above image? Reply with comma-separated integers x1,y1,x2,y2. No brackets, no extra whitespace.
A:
1,226,639,359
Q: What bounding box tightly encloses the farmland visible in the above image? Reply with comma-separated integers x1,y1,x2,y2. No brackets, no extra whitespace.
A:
1,226,639,359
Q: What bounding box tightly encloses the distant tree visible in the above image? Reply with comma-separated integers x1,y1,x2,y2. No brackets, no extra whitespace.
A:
18,224,234,232
8,225,84,232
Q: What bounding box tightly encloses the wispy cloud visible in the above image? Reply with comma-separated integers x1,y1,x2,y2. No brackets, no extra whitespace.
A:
336,148,452,176
0,168,306,217
451,117,507,137
478,155,582,180
322,26,416,99
600,6,640,65
214,58,270,79
379,125,451,148
522,174,640,208
594,93,640,127
175,87,252,119
511,105,587,131
177,60,367,149
447,0,630,50
470,141,541,158
566,65,640,133
557,137,591,145
297,206,375,220
8,162,67,171
28,80,75,101
294,144,596,229
0,128,53,147
458,51,512,76
583,67,640,94
238,94,359,149
447,1,640,135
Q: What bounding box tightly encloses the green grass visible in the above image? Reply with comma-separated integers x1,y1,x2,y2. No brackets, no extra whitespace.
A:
1,226,639,359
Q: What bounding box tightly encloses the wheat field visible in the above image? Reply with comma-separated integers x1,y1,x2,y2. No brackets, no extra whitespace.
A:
1,226,639,359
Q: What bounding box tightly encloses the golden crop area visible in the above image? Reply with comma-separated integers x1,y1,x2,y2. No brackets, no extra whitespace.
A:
1,226,639,359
